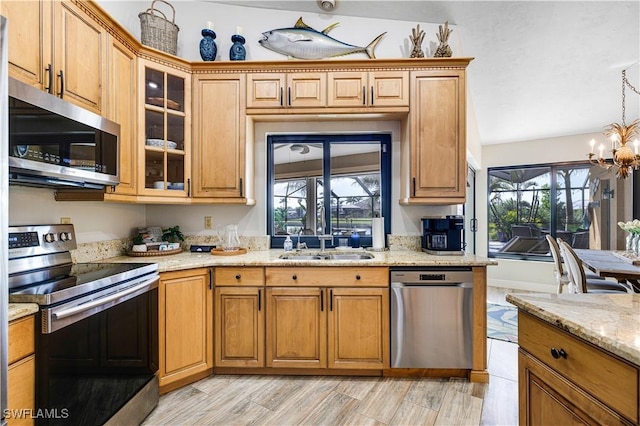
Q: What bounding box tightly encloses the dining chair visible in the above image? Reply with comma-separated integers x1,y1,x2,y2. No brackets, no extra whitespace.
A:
558,240,631,293
546,235,606,293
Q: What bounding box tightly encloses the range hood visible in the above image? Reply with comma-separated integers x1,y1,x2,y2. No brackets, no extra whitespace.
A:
8,78,120,189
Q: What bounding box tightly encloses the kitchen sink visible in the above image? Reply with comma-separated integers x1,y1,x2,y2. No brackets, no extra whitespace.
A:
278,252,374,260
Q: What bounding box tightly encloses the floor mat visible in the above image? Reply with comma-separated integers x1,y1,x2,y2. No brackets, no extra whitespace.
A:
487,302,518,343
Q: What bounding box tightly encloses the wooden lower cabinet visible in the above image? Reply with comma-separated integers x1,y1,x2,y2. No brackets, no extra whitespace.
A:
266,287,327,369
265,285,389,370
214,287,264,367
328,288,389,369
158,268,213,393
7,315,36,426
518,311,639,425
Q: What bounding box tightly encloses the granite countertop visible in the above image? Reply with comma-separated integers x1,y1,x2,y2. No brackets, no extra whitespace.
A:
100,249,497,272
506,293,640,366
9,303,39,322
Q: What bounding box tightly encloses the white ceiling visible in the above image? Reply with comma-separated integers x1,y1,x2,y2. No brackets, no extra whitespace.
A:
209,1,640,145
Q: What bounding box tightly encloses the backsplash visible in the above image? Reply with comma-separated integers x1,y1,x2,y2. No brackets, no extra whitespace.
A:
72,234,422,262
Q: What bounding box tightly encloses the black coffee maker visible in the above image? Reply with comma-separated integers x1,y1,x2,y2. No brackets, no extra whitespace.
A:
421,215,465,255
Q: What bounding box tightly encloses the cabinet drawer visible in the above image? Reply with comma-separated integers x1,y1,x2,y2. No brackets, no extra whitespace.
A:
265,267,388,287
8,316,35,365
519,311,639,423
215,267,265,286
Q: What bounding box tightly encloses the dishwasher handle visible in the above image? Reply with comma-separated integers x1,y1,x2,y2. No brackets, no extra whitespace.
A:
391,281,473,289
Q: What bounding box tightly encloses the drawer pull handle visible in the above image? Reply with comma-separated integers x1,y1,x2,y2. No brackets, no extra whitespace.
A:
292,274,297,280
235,274,241,280
355,274,361,280
550,347,567,359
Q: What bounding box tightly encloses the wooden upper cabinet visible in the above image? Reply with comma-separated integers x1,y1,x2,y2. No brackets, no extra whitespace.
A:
2,0,52,90
3,0,106,114
328,71,408,107
192,74,248,201
246,72,326,108
105,35,137,196
54,1,106,114
406,70,466,204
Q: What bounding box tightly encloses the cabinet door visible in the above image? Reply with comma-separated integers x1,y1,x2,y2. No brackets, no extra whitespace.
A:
369,71,409,107
328,288,389,369
7,355,35,426
139,60,191,197
2,0,52,91
158,268,212,391
266,287,326,368
519,350,627,425
246,73,285,108
192,75,246,200
106,35,137,195
409,70,466,203
287,72,326,108
53,1,106,114
215,287,264,367
327,72,368,107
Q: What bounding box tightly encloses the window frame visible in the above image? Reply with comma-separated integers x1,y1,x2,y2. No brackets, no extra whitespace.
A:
487,160,595,261
267,133,392,249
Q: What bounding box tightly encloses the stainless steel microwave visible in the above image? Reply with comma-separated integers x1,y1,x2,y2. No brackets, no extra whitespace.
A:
8,78,120,189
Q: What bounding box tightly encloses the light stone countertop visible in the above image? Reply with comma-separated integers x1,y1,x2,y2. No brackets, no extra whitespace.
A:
99,249,497,272
9,303,39,322
506,293,640,367
9,250,496,323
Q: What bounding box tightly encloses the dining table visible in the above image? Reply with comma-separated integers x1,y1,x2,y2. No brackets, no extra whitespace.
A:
574,249,640,293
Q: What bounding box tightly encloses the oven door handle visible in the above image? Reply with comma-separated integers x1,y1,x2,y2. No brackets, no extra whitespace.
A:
52,277,158,320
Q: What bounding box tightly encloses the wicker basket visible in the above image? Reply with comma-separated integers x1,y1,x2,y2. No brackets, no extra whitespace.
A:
139,0,179,55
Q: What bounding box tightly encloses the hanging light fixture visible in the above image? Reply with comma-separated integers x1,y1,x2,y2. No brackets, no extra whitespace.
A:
588,68,640,179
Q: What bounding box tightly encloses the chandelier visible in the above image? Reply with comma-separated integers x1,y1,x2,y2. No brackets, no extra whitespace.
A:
588,68,640,179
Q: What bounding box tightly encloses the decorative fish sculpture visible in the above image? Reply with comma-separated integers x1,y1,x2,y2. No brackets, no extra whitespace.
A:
259,17,386,60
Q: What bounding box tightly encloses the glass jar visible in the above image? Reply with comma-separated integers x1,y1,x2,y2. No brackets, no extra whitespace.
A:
626,233,634,252
221,224,241,252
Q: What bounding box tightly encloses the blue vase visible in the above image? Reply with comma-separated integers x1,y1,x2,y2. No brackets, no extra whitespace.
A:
199,29,217,61
230,34,246,61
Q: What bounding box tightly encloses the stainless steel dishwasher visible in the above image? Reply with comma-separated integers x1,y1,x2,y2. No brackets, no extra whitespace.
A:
390,267,474,368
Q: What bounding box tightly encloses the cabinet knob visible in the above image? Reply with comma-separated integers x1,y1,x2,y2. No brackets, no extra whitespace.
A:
292,274,297,280
235,274,241,280
355,274,361,280
550,347,567,359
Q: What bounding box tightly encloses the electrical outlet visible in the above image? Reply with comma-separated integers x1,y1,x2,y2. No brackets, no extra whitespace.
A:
204,216,212,230
60,217,71,224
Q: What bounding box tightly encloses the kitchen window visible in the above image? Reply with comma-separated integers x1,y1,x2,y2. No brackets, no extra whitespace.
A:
488,162,621,260
267,133,391,248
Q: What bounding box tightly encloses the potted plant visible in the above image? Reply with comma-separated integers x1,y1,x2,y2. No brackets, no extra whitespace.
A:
162,225,184,249
131,234,147,252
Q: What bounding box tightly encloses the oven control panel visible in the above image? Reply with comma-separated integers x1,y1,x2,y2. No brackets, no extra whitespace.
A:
8,224,77,259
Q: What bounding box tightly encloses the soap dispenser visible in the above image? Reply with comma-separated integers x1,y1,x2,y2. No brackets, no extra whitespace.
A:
283,235,293,251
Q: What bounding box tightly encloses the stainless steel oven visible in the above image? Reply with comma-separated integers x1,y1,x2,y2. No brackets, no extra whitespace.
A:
8,225,159,425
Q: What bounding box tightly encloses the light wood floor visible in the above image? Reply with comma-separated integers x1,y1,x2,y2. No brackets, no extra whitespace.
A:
143,286,534,426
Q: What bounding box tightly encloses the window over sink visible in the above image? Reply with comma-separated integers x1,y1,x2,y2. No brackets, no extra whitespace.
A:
267,133,391,249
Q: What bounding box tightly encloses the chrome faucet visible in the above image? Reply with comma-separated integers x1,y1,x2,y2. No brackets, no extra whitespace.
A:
296,229,307,251
317,206,333,251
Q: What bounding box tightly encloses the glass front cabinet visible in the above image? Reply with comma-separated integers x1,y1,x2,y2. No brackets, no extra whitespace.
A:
139,60,191,198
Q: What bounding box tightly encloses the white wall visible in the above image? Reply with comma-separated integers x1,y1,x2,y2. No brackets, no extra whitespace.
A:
8,187,146,243
478,131,634,293
97,1,463,62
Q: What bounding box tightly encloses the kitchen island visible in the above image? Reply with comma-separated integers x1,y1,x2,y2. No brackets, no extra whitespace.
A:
507,293,640,425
